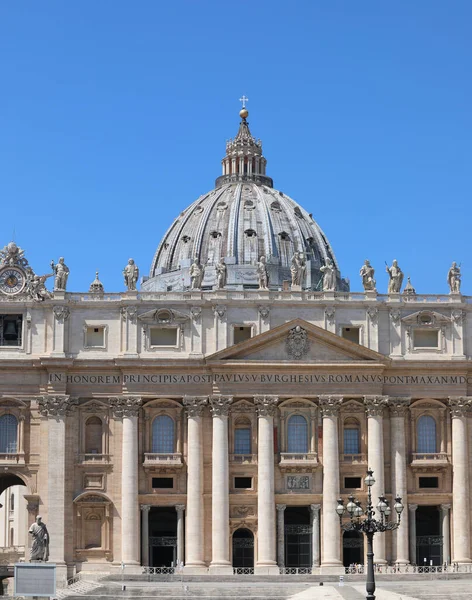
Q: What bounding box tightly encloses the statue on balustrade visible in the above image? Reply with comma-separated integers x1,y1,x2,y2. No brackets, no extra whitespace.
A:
257,256,269,290
290,252,306,287
447,262,461,293
29,516,49,561
215,258,227,289
123,258,139,291
189,258,204,289
51,257,70,291
359,259,376,291
386,259,404,293
320,257,337,291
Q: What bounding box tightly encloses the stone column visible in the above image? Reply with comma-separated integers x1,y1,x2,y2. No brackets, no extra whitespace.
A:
310,504,321,568
320,395,343,568
365,395,388,564
110,396,142,566
254,395,279,574
408,504,418,565
175,504,185,567
183,396,208,573
276,504,286,568
441,504,451,565
209,395,233,574
389,397,410,564
140,505,150,566
38,395,78,581
448,396,472,563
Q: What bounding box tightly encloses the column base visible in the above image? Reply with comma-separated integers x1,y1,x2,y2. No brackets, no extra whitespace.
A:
255,563,280,575
208,563,233,575
183,564,208,574
455,558,472,564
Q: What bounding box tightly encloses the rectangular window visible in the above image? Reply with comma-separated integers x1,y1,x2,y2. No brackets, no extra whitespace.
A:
343,428,360,454
150,327,178,346
152,477,173,489
85,326,105,348
344,477,362,489
342,327,360,344
234,477,252,489
233,326,252,345
413,329,439,348
234,428,251,454
0,315,22,347
419,477,439,489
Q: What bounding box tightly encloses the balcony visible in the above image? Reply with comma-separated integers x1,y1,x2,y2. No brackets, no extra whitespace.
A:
410,452,450,469
279,452,319,471
77,453,111,466
143,453,183,469
0,453,25,466
342,453,367,464
230,454,257,465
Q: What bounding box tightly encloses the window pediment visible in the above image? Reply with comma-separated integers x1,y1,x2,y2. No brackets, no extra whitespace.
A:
401,310,451,326
138,308,189,325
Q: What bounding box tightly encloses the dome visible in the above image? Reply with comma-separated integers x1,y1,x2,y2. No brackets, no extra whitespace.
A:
143,109,348,292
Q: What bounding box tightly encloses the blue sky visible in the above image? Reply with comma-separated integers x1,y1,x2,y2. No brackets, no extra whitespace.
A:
0,1,470,293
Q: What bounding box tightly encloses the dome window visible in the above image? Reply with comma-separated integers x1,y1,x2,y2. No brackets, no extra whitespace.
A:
217,202,227,212
210,231,222,239
244,200,255,210
294,207,304,219
193,206,204,215
244,229,257,238
181,236,191,244
279,231,291,241
270,201,281,212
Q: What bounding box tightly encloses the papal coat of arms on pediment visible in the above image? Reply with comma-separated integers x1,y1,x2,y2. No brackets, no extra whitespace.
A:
285,325,309,360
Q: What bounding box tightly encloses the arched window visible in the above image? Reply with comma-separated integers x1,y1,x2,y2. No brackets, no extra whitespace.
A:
343,418,360,455
417,415,437,453
85,416,103,454
234,424,251,455
0,415,17,454
287,415,308,453
152,415,175,453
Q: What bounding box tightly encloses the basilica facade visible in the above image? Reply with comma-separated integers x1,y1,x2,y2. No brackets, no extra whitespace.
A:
0,107,470,580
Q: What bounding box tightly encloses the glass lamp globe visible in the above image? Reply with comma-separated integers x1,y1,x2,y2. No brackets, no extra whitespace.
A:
364,470,376,487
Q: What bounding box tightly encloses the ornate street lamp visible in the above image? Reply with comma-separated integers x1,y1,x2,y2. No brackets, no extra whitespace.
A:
336,469,404,600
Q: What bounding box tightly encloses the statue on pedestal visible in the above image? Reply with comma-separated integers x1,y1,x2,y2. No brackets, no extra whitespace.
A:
29,515,49,561
320,257,337,291
447,262,461,293
360,260,376,291
215,259,227,289
51,257,70,291
386,260,404,293
189,258,204,289
290,252,306,287
123,258,139,291
257,256,269,290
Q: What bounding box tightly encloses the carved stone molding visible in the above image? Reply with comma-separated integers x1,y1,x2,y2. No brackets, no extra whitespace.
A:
325,306,335,325
212,305,226,320
448,396,472,418
310,503,321,516
175,504,186,514
140,505,151,513
209,395,233,417
440,504,451,512
254,395,279,418
319,395,343,417
53,306,70,322
121,306,137,321
232,505,256,517
388,397,411,417
364,395,388,417
109,396,142,418
276,504,287,512
389,309,401,324
408,504,418,512
190,307,202,322
183,395,208,418
367,306,379,325
38,395,77,417
258,305,270,321
451,309,464,324
286,325,309,360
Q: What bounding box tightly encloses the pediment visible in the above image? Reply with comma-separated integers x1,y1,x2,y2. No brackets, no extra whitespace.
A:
138,308,189,324
402,310,450,325
207,319,386,364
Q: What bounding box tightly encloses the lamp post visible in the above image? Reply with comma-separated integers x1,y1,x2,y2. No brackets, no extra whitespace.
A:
336,469,404,600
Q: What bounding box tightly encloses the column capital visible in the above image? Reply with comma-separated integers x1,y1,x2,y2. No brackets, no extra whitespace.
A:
276,504,286,512
254,395,279,418
175,504,186,514
183,395,208,418
364,395,388,417
388,396,411,416
140,504,151,513
37,395,77,418
310,503,321,515
408,504,418,512
319,395,343,417
440,503,451,512
209,395,233,417
448,396,472,418
109,396,142,418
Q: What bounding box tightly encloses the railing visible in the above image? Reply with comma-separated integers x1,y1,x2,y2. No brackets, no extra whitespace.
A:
230,454,257,464
0,453,24,465
279,567,312,575
77,453,111,464
279,452,318,464
344,564,472,574
142,566,175,575
233,567,254,575
143,453,183,467
411,453,449,463
342,453,367,464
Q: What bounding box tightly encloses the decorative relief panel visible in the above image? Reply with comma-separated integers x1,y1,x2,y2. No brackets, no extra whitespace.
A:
286,326,309,360
286,475,311,491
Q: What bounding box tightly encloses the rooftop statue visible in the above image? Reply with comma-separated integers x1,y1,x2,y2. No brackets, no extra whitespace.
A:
51,257,70,291
290,252,306,288
320,257,337,292
257,256,269,290
189,258,204,290
123,258,139,291
215,259,227,289
0,241,28,267
386,259,404,294
447,262,461,294
360,260,376,291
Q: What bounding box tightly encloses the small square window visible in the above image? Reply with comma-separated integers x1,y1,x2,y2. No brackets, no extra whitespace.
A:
344,477,362,489
342,327,360,344
234,477,252,489
233,326,252,345
150,327,178,346
414,330,439,349
152,477,173,489
419,477,438,489
85,326,105,348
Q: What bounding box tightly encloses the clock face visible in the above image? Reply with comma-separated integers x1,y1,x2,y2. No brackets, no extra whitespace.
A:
0,267,26,295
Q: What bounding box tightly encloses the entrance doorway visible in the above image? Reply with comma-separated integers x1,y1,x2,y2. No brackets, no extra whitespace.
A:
232,529,254,569
284,507,311,568
147,507,177,568
343,531,364,567
416,506,442,566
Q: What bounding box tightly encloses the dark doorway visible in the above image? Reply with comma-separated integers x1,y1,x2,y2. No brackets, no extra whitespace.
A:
416,506,442,566
232,528,254,569
343,531,364,567
284,506,311,568
147,507,177,567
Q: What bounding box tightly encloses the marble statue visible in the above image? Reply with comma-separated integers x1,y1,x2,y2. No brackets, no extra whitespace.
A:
51,257,70,291
0,242,26,267
290,252,306,287
123,258,139,291
359,259,376,291
447,262,461,293
189,259,204,289
215,259,227,289
386,259,404,293
320,257,337,291
257,256,269,290
29,515,49,561
27,271,53,302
